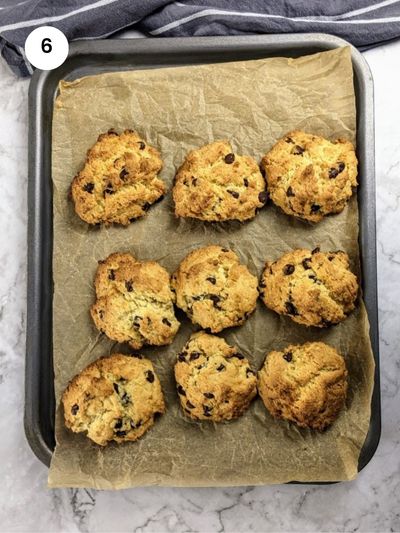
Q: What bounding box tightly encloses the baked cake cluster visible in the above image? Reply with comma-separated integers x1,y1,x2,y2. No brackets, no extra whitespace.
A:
71,130,357,226
62,128,360,446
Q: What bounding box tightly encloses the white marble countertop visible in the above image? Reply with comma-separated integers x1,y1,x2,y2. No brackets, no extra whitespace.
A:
0,37,399,533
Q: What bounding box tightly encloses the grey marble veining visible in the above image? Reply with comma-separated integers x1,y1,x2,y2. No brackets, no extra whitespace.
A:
0,39,399,533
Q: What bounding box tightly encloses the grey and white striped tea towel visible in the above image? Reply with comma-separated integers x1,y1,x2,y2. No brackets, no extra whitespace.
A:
1,0,400,76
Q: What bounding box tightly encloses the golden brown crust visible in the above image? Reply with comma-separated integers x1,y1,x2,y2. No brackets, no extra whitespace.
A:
171,245,258,333
62,354,165,445
261,130,358,222
174,332,257,421
91,252,180,349
173,140,267,221
259,248,358,327
258,342,348,431
71,129,165,225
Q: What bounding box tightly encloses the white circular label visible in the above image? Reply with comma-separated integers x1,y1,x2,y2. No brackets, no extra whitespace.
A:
24,26,69,71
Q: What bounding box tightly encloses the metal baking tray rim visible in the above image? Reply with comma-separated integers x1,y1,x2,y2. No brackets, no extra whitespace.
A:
25,33,380,483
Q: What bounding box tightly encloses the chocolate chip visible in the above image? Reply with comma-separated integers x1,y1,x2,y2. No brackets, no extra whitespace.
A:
208,294,221,308
145,370,155,383
189,352,201,361
285,301,299,316
292,145,305,155
243,178,249,187
103,182,114,195
258,191,268,204
283,352,293,362
328,255,335,261
204,392,214,399
328,168,339,179
216,364,225,372
178,353,187,362
98,310,104,320
125,280,133,292
83,183,94,193
285,137,295,144
177,385,186,396
310,204,320,213
119,168,129,180
206,276,216,285
131,419,142,429
224,153,235,164
312,247,320,255
138,141,146,150
114,418,123,430
328,162,345,179
227,190,239,199
203,405,212,417
108,269,115,280
120,392,130,406
286,186,295,197
114,385,131,406
162,318,171,327
192,177,198,186
142,202,151,211
132,315,142,327
302,258,312,270
283,264,295,275
71,404,79,415
186,401,195,409
115,430,127,437
232,353,244,360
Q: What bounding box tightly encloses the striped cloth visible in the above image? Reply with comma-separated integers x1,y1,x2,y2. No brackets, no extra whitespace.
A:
1,0,400,77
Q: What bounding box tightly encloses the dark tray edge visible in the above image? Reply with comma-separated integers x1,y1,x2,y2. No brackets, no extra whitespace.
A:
25,33,381,480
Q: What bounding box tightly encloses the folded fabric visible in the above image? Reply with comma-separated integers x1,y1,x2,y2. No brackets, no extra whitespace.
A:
1,0,400,76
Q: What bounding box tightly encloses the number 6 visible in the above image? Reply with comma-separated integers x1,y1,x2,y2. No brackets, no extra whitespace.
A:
41,38,52,54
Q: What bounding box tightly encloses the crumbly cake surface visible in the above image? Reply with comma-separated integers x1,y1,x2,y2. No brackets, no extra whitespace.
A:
261,130,358,222
91,252,180,349
71,129,165,225
258,341,348,431
259,247,358,327
172,245,258,332
174,332,257,421
62,354,165,445
173,140,267,221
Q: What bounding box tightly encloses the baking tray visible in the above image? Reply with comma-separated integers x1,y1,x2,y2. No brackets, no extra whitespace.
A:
25,33,381,478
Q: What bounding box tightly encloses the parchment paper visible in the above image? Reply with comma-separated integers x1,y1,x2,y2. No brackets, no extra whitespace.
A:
48,47,375,488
